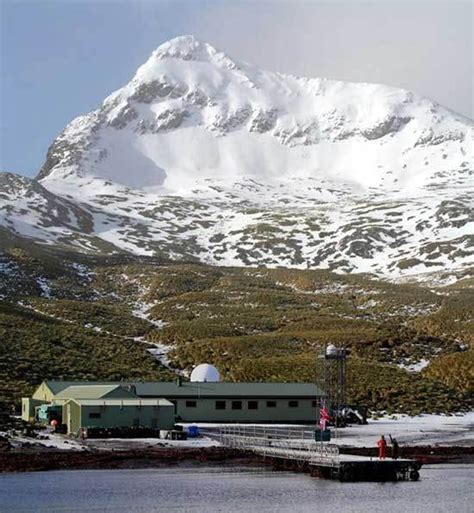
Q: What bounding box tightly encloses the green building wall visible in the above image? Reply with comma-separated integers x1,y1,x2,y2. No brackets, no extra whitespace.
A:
64,401,82,435
21,398,46,422
174,398,318,423
64,401,175,434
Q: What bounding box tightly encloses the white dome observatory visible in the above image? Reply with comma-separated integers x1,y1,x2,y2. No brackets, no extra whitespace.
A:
190,363,220,383
326,344,338,357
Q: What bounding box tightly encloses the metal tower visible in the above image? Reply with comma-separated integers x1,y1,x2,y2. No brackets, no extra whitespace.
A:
324,345,347,422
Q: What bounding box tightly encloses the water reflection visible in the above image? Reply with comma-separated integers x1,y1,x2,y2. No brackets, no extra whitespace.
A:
0,464,472,513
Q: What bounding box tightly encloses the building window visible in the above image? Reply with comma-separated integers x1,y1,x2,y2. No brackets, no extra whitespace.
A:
231,401,242,410
288,400,299,408
89,412,101,419
266,400,277,408
215,401,226,410
185,400,197,408
151,418,158,429
248,401,258,410
312,400,318,408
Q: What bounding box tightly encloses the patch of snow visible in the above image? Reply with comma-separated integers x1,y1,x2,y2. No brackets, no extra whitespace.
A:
0,260,19,275
398,358,431,372
36,277,52,298
70,262,94,282
357,299,379,310
8,432,84,451
87,437,221,449
132,302,166,328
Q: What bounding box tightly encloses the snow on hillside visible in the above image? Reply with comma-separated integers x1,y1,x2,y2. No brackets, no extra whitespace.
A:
1,35,473,281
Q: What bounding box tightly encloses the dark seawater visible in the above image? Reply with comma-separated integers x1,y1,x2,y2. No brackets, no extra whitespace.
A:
0,464,472,513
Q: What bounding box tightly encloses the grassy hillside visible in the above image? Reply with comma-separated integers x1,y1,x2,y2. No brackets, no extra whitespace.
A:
0,302,174,410
0,237,472,415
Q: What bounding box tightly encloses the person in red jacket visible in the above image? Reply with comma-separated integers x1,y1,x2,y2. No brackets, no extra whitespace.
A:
377,435,387,460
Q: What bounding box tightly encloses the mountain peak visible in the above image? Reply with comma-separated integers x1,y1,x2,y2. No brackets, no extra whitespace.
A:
153,35,211,57
2,38,472,281
148,35,235,67
35,35,472,194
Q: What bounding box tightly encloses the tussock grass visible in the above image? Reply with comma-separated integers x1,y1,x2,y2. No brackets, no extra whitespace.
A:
1,240,471,414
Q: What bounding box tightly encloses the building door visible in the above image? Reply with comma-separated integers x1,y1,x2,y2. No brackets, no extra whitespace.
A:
67,404,72,434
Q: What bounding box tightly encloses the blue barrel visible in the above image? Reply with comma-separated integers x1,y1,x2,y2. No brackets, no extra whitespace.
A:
314,429,331,441
187,425,200,438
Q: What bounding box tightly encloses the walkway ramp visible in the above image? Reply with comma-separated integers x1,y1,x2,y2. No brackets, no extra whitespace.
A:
201,425,421,482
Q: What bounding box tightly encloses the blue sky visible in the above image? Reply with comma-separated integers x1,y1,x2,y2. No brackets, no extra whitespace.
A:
1,0,195,176
1,0,471,177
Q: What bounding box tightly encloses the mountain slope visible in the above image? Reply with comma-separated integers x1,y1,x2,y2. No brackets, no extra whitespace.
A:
1,35,473,280
0,242,472,414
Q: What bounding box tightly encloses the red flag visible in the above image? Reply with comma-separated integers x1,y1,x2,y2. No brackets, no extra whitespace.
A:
320,406,330,431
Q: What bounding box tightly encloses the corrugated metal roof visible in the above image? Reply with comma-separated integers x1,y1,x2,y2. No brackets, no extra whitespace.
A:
67,398,173,407
134,382,325,398
44,381,115,394
54,384,135,400
44,380,325,398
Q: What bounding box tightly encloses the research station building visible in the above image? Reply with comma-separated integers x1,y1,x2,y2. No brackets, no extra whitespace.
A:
22,364,325,434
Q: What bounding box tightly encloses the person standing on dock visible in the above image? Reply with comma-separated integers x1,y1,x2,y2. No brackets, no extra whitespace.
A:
377,435,387,460
389,434,399,460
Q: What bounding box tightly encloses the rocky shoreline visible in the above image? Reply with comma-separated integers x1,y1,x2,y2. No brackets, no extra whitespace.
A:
0,446,257,473
1,444,472,473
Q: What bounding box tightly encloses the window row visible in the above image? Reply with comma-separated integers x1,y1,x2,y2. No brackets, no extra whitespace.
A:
184,400,319,410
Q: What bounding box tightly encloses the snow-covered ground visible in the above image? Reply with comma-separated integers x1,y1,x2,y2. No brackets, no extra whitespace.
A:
85,437,220,451
327,413,474,448
3,413,472,452
192,412,474,448
1,429,220,452
3,431,84,451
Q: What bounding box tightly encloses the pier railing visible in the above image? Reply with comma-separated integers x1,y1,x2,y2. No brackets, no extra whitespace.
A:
198,426,421,482
200,425,340,467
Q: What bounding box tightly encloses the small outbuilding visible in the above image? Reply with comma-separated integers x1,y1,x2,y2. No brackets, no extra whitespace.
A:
63,398,175,435
22,384,139,423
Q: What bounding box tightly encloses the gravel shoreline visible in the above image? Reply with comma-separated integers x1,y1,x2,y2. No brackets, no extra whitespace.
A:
0,446,257,473
1,445,473,473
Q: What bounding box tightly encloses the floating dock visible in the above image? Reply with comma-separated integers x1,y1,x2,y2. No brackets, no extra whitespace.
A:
202,426,421,482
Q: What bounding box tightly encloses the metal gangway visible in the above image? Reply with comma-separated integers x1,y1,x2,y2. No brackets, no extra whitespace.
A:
200,425,340,468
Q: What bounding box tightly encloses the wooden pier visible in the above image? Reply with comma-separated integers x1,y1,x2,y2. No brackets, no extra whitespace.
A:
201,426,421,482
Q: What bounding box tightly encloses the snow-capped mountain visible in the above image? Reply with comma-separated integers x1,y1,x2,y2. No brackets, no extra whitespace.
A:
1,36,473,280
